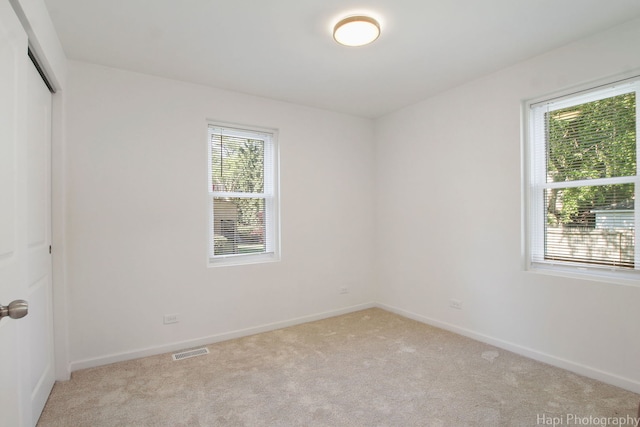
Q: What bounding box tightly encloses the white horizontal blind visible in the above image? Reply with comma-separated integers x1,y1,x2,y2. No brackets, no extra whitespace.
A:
208,124,276,261
529,79,639,272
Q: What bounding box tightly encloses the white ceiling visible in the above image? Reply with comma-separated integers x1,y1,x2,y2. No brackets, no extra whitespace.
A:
43,0,640,118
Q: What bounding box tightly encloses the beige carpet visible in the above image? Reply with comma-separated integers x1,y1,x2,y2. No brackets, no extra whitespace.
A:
38,308,640,426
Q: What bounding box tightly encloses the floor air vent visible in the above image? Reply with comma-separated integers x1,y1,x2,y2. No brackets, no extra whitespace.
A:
172,347,209,361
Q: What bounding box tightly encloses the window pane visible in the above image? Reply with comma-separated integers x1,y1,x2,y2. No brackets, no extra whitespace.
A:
211,134,264,193
546,93,636,183
544,184,635,268
213,197,266,256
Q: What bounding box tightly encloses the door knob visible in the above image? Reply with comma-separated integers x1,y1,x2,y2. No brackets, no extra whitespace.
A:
0,300,28,321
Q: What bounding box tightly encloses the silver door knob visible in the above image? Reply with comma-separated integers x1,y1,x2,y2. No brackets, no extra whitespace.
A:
0,300,28,321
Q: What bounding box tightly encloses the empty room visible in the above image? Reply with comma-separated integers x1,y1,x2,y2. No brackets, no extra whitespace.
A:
2,0,640,426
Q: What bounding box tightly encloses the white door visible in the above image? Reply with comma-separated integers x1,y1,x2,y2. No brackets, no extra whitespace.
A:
0,2,55,426
0,4,27,426
25,40,55,425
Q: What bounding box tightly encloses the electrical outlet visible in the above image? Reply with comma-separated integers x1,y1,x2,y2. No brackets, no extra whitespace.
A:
339,287,349,294
163,313,179,324
449,299,462,310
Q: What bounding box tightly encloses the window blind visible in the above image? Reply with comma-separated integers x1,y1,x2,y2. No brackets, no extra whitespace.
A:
208,124,277,261
529,80,639,271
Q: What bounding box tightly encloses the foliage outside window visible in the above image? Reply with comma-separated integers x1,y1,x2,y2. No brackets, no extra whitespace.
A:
527,77,639,279
208,123,279,265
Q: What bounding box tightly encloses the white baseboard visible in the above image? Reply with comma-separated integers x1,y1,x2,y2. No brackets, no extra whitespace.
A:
68,301,640,395
376,302,640,395
69,302,375,372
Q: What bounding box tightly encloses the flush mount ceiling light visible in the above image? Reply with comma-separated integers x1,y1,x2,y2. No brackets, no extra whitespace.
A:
333,15,380,47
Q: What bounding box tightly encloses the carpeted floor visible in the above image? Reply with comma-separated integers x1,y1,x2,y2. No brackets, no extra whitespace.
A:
38,308,640,426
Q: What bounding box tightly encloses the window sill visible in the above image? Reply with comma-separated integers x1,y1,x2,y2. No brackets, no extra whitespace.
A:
208,252,280,268
528,261,640,287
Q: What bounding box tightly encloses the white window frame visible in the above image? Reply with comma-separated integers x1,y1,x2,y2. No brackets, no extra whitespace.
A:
524,75,640,284
207,121,280,267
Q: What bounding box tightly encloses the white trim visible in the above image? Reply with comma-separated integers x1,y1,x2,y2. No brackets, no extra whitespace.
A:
68,301,640,395
635,82,640,269
528,262,640,286
377,303,640,394
207,120,280,266
69,303,375,372
9,0,71,381
540,176,635,190
51,91,70,381
8,0,66,90
208,250,279,267
208,122,274,141
521,101,533,272
531,79,637,111
524,73,640,283
210,191,270,198
527,71,640,108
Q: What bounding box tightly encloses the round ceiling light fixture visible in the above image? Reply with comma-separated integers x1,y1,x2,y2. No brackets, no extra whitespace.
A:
333,15,380,47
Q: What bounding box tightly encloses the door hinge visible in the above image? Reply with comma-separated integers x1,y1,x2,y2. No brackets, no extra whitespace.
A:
49,245,52,254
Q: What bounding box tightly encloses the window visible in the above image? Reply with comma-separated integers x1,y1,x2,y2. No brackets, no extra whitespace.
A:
526,76,639,280
208,123,279,265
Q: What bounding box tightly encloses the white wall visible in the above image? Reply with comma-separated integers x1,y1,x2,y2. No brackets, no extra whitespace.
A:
374,19,640,392
64,61,375,368
63,16,640,393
